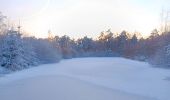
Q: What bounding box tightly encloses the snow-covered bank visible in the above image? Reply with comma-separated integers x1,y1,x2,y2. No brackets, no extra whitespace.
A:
0,57,170,100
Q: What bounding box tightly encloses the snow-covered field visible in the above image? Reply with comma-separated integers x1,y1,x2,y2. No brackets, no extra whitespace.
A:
0,57,170,100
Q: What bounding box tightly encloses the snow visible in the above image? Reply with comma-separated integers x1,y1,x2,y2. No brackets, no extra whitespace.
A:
0,67,10,76
0,57,170,100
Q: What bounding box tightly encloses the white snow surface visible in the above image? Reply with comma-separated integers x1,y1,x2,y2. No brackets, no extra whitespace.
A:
0,57,170,100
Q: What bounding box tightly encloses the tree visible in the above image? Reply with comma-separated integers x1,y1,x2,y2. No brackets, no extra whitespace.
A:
123,34,138,58
0,30,38,71
117,30,128,55
57,35,74,58
97,29,115,55
76,36,96,56
0,12,7,34
149,29,159,39
105,29,114,51
79,36,94,51
130,34,138,45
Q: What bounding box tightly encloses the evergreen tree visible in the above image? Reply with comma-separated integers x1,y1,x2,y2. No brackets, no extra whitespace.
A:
0,30,38,71
117,30,128,55
131,34,138,45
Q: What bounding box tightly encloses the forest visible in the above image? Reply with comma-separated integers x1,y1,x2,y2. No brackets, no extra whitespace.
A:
0,12,170,73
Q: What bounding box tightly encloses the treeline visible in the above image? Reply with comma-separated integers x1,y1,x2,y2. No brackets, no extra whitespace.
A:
51,29,170,64
0,12,170,73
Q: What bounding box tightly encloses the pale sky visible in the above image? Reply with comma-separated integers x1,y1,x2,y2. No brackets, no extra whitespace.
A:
0,0,170,38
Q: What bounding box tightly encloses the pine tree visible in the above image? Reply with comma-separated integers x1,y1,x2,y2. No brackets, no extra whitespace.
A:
0,30,38,71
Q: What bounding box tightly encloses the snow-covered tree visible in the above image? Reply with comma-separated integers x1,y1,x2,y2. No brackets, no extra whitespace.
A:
0,30,38,71
0,12,7,34
76,36,96,57
78,37,94,52
117,30,129,55
57,35,75,58
149,29,159,39
96,29,117,56
130,34,138,45
22,37,39,66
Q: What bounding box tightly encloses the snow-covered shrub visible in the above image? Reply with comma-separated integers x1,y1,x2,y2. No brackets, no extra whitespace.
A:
149,44,170,67
31,38,62,64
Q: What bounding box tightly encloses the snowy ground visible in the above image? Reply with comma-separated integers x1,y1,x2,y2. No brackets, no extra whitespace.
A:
0,57,170,100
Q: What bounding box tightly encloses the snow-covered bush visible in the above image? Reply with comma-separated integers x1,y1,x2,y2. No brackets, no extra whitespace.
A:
30,38,62,63
149,44,170,67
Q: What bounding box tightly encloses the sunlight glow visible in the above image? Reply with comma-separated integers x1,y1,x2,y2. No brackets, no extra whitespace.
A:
0,0,169,38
